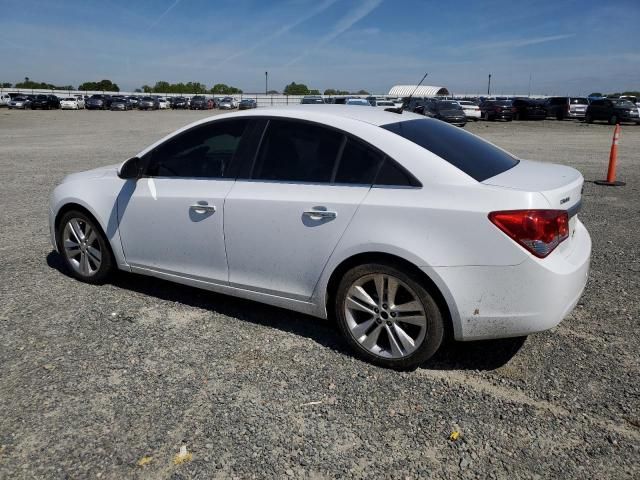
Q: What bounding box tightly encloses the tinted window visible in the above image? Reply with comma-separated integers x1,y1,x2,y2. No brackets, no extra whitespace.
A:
374,158,420,187
382,118,518,182
252,120,343,183
146,120,248,178
335,138,384,184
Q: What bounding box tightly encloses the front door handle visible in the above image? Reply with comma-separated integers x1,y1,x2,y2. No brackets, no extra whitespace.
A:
303,209,337,220
190,203,216,214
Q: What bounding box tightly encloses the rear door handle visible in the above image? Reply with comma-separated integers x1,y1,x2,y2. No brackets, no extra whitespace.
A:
303,209,337,220
190,203,216,213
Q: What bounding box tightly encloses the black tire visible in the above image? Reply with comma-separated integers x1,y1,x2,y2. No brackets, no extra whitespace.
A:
556,112,564,121
585,113,593,124
56,210,114,284
514,112,520,121
609,115,618,125
334,262,444,370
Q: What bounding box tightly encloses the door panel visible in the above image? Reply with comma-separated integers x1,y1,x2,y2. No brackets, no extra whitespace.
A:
224,182,369,299
118,177,234,282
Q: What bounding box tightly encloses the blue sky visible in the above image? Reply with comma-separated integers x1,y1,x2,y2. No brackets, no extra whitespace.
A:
0,0,638,94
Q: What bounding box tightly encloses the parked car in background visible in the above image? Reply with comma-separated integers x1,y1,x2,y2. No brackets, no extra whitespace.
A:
374,100,397,110
61,97,84,110
138,96,159,110
110,97,131,111
86,94,111,110
158,98,170,109
301,95,324,104
479,100,515,121
585,98,640,125
238,99,257,110
7,96,33,109
171,97,188,109
126,96,140,108
218,97,236,110
456,100,481,120
346,98,371,106
422,100,467,127
0,93,11,107
545,97,589,120
511,98,547,120
190,96,210,110
31,94,60,110
49,106,590,369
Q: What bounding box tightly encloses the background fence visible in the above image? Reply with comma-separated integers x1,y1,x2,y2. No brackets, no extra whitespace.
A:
1,87,548,107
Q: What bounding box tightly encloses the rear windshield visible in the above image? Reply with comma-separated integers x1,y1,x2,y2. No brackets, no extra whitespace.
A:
570,98,588,105
381,118,519,182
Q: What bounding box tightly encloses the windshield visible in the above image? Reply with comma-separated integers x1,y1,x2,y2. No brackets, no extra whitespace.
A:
613,99,635,107
381,118,518,182
63,98,75,101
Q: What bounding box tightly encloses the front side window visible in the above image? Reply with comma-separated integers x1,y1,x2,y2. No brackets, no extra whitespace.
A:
252,119,343,183
145,120,249,178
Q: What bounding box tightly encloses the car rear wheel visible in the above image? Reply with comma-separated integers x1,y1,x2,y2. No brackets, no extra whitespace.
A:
335,263,444,370
57,211,114,284
585,113,593,123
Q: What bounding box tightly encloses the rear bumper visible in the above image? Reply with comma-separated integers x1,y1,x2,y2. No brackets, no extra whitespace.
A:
430,219,591,341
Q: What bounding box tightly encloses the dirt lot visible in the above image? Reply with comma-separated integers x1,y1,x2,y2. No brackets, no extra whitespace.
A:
1,109,638,479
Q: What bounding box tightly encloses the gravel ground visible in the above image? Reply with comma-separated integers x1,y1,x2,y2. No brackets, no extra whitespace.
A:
0,109,638,479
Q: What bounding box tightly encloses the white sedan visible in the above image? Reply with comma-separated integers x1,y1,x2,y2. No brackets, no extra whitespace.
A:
157,98,170,109
60,97,84,110
457,100,481,120
48,106,591,369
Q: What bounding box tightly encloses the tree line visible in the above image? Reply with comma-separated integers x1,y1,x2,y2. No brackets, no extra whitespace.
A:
138,81,243,95
282,82,370,96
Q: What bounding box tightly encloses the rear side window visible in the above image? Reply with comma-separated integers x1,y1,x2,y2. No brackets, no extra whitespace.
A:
382,118,518,182
334,138,384,184
252,119,343,182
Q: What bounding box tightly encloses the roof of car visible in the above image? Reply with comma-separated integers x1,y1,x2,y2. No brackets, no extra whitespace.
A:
231,105,424,126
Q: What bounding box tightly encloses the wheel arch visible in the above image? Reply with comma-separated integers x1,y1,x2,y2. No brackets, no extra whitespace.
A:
54,202,116,262
323,251,456,340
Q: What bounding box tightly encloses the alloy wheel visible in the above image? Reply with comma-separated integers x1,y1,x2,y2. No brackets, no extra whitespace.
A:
62,218,102,276
344,273,427,359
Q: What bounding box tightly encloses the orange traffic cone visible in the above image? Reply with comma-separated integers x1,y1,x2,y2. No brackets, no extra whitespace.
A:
595,123,625,186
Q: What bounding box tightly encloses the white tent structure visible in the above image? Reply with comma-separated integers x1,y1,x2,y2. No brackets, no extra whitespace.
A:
388,85,450,97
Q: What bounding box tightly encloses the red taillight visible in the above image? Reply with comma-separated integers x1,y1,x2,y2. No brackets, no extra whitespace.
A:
488,210,569,258
496,107,502,112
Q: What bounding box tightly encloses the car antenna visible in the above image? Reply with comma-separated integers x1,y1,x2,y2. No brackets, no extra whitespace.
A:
385,72,428,114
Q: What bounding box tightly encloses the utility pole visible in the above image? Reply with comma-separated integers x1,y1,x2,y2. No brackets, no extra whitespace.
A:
528,73,532,97
487,74,492,96
265,71,268,95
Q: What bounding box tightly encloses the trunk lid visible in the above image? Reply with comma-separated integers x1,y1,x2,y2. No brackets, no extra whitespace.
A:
483,159,583,256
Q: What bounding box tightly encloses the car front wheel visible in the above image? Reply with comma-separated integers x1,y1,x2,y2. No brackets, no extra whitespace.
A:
57,211,114,284
335,263,444,370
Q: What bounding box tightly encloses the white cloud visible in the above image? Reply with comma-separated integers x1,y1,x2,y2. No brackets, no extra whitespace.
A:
285,0,383,66
223,0,340,62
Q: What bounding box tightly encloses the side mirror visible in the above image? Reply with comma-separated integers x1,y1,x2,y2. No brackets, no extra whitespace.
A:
118,156,143,179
